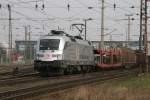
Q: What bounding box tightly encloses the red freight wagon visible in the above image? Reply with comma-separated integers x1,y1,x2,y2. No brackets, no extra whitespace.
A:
95,47,137,69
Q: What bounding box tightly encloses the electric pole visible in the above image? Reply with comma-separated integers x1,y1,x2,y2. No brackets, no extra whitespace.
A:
127,16,131,47
25,26,28,64
84,18,92,40
84,20,87,40
28,25,32,64
140,0,149,73
101,0,105,48
125,15,133,47
140,0,143,51
8,4,12,64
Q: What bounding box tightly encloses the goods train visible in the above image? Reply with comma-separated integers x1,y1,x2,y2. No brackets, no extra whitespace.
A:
34,30,144,75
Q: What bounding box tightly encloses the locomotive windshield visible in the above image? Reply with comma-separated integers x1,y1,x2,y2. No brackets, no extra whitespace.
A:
39,39,60,50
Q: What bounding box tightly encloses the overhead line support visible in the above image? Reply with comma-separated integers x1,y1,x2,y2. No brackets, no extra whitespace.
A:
100,0,105,48
8,4,12,64
140,0,149,73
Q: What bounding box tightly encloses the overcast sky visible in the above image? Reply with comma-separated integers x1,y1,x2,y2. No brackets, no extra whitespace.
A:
0,0,148,43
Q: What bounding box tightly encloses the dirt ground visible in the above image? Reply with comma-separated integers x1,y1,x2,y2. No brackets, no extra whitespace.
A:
30,74,150,100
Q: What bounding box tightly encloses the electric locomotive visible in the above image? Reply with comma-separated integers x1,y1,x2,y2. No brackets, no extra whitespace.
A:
34,30,95,75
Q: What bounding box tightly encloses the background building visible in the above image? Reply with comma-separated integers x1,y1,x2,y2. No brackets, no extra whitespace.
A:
91,41,140,50
15,41,37,64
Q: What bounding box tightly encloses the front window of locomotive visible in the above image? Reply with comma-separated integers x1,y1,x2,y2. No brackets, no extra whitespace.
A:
39,39,60,50
36,38,64,61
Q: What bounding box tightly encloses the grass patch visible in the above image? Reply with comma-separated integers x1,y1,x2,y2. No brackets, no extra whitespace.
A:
118,74,150,90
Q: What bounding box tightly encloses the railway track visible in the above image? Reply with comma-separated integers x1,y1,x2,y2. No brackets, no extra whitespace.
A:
0,69,35,81
0,73,40,86
0,69,135,86
0,72,38,81
0,72,85,86
0,64,34,80
0,69,138,100
0,68,115,86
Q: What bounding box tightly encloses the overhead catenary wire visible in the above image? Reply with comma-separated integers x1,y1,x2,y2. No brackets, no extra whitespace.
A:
0,0,141,42
2,0,138,21
4,0,140,15
5,0,43,5
7,0,91,22
0,5,52,39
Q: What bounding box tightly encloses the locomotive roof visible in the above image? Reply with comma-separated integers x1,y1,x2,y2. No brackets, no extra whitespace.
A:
39,33,92,46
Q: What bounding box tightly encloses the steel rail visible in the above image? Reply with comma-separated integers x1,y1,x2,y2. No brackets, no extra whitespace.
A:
0,64,33,78
0,72,38,80
0,69,138,100
0,64,33,67
0,75,40,86
0,69,125,86
0,72,83,86
0,69,137,86
0,72,91,86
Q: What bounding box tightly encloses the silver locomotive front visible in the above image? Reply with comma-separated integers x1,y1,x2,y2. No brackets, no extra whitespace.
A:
34,36,66,73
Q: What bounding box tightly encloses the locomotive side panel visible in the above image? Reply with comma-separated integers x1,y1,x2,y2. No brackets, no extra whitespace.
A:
63,41,94,66
63,42,77,62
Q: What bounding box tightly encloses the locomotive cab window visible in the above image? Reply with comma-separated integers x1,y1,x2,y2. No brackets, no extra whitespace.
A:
39,39,60,50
